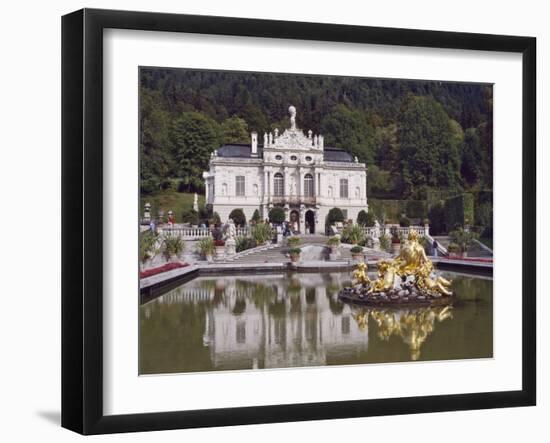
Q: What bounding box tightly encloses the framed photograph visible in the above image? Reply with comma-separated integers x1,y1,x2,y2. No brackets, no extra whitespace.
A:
62,8,536,435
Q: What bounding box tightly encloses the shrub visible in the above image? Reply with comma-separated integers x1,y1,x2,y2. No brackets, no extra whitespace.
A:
326,207,345,226
236,236,256,253
287,236,301,248
181,209,199,225
211,212,221,225
139,230,158,263
357,210,376,227
268,207,286,224
196,237,215,257
449,227,479,253
228,208,246,227
350,245,363,254
251,222,273,244
399,216,411,227
378,233,391,252
341,224,365,245
162,235,185,260
251,209,261,223
327,236,341,247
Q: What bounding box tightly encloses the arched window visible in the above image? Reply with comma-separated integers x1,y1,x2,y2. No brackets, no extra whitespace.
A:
235,176,245,196
274,173,284,196
339,178,349,198
304,173,314,197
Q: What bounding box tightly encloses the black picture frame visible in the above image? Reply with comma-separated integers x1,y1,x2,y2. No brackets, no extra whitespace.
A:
62,8,536,435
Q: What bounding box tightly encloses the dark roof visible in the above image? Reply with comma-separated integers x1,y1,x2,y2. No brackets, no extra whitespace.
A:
216,143,353,163
217,144,263,158
323,147,353,162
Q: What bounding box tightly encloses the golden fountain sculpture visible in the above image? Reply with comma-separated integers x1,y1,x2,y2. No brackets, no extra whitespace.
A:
341,230,453,305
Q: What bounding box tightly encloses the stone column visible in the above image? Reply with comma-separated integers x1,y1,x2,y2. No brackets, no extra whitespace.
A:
298,168,304,200
262,169,269,203
299,204,305,235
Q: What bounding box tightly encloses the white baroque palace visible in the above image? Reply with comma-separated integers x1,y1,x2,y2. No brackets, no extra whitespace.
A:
203,106,368,234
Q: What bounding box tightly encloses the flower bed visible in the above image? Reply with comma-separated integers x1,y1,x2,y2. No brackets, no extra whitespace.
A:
140,262,189,279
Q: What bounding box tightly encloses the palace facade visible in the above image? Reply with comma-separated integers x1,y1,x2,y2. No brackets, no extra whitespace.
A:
203,106,367,234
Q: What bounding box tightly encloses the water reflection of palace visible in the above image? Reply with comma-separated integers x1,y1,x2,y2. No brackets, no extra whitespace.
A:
151,273,454,369
157,273,370,369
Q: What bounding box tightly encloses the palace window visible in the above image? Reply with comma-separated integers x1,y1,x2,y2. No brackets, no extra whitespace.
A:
290,155,297,161
339,178,349,198
235,176,245,196
304,173,314,197
275,155,283,160
274,173,284,196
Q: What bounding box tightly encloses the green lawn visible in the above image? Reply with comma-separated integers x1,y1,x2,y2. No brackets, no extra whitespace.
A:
140,190,205,222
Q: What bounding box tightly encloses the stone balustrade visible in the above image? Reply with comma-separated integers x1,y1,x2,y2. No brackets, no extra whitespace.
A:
158,225,250,240
362,224,430,239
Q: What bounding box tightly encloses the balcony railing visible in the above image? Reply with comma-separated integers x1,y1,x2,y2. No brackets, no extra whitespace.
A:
270,195,316,205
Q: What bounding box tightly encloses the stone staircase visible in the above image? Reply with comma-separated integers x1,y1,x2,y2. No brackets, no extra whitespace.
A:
223,234,394,264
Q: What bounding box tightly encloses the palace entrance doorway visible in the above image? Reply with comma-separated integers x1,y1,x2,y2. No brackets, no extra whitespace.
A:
305,210,315,234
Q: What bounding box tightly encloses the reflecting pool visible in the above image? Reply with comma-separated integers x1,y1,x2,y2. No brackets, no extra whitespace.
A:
140,271,492,374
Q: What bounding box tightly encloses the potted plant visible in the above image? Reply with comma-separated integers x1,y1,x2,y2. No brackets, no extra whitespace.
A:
447,242,461,256
139,230,158,270
197,237,215,263
251,222,273,246
341,224,365,245
350,245,364,262
449,227,479,257
289,247,301,263
211,224,225,258
162,235,185,263
326,236,340,253
287,236,301,248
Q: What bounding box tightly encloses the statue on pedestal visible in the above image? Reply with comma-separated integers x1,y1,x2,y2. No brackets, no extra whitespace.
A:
224,218,237,257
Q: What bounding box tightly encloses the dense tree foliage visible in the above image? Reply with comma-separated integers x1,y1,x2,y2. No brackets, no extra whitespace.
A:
139,68,493,203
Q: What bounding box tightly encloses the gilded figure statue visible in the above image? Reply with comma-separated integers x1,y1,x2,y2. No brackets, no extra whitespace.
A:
340,229,453,304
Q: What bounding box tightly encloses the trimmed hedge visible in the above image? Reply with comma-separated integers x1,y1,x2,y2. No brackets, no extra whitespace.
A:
326,207,345,225
228,208,247,226
444,193,474,229
369,198,428,223
268,207,286,224
357,210,376,227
